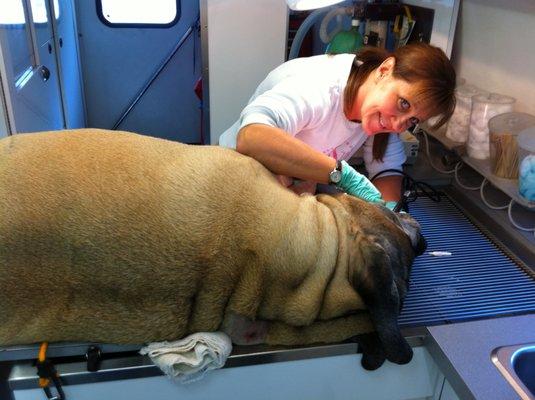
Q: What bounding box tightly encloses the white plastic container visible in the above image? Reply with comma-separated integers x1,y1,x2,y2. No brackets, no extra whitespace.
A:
488,112,535,179
517,127,535,201
445,84,482,143
467,93,516,160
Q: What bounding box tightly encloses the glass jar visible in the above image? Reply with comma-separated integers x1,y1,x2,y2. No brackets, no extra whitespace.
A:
517,127,535,201
445,84,482,143
488,112,535,179
467,93,516,160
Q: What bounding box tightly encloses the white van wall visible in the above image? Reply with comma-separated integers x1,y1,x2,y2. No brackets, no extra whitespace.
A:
202,0,288,144
452,0,535,114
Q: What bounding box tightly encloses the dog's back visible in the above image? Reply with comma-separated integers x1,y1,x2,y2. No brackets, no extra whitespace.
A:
0,129,301,345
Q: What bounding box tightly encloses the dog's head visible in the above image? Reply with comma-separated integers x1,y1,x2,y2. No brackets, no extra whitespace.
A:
319,194,427,369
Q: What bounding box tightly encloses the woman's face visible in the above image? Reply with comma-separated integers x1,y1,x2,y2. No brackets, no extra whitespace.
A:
349,58,432,136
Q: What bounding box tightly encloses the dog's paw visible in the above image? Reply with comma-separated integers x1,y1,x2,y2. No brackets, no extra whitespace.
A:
385,339,413,365
361,351,386,370
358,333,387,370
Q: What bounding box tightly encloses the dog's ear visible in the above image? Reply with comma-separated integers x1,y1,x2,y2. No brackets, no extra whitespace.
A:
352,238,413,366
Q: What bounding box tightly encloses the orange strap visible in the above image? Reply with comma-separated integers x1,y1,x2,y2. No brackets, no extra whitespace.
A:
38,342,49,388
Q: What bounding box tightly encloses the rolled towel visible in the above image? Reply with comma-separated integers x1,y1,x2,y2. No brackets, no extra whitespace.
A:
140,332,232,383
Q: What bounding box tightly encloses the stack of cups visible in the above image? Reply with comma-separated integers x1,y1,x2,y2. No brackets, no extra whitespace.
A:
517,127,535,201
445,84,483,143
467,93,516,159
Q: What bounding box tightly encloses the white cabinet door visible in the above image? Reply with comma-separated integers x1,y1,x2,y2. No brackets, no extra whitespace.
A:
0,0,64,133
440,379,461,400
0,84,9,137
50,0,85,128
11,347,440,400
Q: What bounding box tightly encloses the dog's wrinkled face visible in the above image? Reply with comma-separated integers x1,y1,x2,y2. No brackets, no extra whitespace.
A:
377,204,427,258
334,194,427,370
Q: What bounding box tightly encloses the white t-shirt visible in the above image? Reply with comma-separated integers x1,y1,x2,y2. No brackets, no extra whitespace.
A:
218,54,406,178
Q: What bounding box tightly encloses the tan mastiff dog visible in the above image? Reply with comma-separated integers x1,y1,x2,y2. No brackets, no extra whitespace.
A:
0,129,425,370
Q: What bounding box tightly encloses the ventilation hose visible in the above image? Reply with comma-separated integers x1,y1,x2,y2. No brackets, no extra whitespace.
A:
319,6,353,44
288,8,329,60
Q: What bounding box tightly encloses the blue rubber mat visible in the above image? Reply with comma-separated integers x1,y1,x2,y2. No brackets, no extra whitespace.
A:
398,196,535,327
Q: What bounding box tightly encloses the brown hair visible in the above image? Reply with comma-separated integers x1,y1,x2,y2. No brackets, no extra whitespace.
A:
343,43,456,161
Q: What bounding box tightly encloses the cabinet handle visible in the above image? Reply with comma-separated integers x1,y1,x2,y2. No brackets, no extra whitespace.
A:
39,65,51,82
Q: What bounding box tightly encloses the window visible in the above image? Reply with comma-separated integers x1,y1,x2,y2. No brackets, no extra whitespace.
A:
31,0,60,23
97,0,180,28
0,0,58,25
0,0,26,25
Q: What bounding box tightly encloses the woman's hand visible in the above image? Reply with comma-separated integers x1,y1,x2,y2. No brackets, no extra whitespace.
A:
336,160,383,203
275,174,317,195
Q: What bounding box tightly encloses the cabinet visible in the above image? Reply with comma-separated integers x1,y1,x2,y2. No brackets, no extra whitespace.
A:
9,347,450,400
439,378,461,400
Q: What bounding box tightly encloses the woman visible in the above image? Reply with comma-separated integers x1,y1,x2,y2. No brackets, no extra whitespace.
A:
219,43,456,208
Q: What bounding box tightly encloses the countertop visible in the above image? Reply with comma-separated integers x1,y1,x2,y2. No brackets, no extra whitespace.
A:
426,313,535,400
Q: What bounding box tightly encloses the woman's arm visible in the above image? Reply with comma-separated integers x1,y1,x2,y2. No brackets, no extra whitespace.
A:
237,123,384,203
373,175,402,202
236,123,336,184
363,134,405,203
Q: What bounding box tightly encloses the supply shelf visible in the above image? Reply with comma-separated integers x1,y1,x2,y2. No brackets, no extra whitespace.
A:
460,156,535,209
420,123,464,153
421,123,535,210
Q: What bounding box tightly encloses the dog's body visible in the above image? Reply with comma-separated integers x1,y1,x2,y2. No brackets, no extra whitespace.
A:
0,129,425,368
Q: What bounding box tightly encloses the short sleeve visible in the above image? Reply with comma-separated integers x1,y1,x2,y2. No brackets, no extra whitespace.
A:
363,133,407,179
239,76,332,136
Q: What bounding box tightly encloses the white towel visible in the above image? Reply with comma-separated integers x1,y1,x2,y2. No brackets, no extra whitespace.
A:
140,332,232,383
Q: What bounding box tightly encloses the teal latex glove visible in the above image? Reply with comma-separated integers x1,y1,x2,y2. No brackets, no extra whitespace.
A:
336,160,383,203
385,200,407,213
385,201,398,211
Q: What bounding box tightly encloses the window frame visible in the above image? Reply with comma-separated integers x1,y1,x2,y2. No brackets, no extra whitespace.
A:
95,0,181,29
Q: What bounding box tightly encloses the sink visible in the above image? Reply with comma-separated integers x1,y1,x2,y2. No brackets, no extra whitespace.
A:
492,343,535,400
